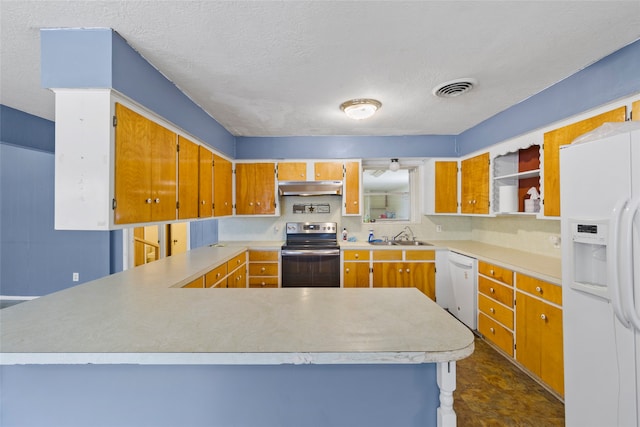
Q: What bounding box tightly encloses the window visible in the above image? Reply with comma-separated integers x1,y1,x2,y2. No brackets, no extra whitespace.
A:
362,163,419,223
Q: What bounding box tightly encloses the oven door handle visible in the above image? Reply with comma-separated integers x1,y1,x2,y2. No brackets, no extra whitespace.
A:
281,249,340,256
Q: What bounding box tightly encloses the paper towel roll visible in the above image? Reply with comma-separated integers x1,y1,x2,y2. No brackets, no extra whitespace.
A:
499,185,518,212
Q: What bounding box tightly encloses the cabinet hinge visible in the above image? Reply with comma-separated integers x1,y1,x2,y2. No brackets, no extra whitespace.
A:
112,116,117,127
176,144,180,153
112,199,117,210
176,201,180,209
212,203,215,210
370,267,374,273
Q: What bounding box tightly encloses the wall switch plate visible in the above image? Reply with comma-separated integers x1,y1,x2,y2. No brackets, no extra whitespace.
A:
72,272,79,282
436,225,443,232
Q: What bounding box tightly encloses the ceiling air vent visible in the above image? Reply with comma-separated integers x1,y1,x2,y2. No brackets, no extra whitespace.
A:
432,78,477,98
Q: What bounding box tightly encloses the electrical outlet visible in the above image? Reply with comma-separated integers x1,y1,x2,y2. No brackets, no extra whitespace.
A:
72,272,79,282
436,225,443,233
549,235,561,248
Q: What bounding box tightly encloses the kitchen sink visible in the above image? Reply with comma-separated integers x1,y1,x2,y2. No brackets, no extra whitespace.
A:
368,240,432,246
394,240,432,246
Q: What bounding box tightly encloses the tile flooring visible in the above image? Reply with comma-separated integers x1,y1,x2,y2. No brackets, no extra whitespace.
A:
455,336,565,426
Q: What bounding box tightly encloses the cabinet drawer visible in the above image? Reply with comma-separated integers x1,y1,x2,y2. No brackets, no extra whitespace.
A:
372,250,403,261
479,313,514,356
204,264,227,288
249,250,279,262
478,261,513,286
227,252,247,271
249,277,279,288
249,263,278,277
516,273,562,306
478,276,514,308
405,250,435,261
478,293,514,329
343,250,370,261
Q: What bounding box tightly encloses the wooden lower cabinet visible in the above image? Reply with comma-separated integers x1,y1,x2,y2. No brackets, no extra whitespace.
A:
515,273,564,396
248,250,279,288
182,251,247,289
371,250,436,300
343,262,371,288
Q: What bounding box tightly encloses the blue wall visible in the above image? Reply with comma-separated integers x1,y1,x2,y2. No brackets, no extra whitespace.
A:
40,28,236,158
457,38,640,155
1,363,438,427
0,109,113,295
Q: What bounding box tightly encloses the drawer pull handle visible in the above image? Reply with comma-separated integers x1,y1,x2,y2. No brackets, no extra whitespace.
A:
345,268,350,273
490,287,495,293
490,269,495,275
540,314,547,320
261,267,266,272
355,254,359,259
202,200,206,205
535,286,542,293
154,198,160,204
261,281,266,287
490,307,495,313
398,269,403,273
489,327,495,334
405,268,410,273
145,198,152,204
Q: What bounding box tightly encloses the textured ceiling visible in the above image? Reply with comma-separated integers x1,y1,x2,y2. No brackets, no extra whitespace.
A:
1,1,639,137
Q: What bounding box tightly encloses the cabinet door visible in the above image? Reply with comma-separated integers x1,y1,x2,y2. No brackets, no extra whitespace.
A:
254,163,276,214
114,104,152,224
177,136,199,220
344,161,360,215
213,154,233,217
543,106,626,217
461,153,489,214
234,163,254,215
114,104,177,224
404,262,436,300
633,100,640,120
149,119,177,222
434,161,458,213
515,292,564,395
198,146,213,218
278,162,307,181
372,262,403,288
344,262,370,288
314,162,343,180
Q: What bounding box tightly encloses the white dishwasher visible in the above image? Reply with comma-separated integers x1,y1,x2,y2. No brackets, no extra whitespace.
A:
447,251,477,330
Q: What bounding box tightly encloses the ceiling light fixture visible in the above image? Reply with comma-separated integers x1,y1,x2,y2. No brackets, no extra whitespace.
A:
389,158,400,172
340,98,382,120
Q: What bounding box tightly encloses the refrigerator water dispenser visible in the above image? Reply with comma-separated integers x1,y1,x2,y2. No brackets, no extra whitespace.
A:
570,219,609,299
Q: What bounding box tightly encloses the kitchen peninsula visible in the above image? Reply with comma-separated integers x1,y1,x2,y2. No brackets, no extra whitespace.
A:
0,245,474,427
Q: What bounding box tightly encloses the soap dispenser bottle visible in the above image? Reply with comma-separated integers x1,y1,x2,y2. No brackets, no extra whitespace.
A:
342,228,348,241
368,230,374,242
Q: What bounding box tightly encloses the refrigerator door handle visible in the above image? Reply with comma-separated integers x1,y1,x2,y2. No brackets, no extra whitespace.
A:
619,197,640,331
608,198,631,328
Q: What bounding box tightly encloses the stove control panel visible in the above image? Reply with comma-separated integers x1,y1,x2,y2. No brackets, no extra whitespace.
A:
286,222,337,234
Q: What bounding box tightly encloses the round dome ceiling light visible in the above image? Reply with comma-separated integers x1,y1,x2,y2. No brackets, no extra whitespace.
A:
432,78,477,98
340,98,382,120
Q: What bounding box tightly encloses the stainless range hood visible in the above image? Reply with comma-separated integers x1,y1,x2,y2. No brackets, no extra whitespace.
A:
278,181,343,196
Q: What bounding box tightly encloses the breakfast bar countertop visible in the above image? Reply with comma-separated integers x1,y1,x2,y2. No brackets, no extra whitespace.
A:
0,245,474,366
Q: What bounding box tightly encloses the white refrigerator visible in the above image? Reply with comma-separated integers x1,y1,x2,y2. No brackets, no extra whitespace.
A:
560,125,640,427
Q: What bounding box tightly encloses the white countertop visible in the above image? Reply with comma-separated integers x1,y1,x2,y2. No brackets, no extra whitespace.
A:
0,245,474,366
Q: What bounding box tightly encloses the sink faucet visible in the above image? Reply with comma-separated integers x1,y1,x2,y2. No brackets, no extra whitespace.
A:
393,226,415,241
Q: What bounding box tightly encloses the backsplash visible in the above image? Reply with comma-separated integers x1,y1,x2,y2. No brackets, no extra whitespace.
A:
218,196,561,258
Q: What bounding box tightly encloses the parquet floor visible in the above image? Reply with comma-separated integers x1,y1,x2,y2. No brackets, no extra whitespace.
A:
455,336,565,426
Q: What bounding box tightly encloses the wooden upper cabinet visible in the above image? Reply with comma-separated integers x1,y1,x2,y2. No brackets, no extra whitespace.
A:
278,162,307,181
177,136,199,220
460,152,489,214
543,106,626,217
114,103,177,224
198,146,213,218
344,161,360,215
633,100,640,121
314,162,343,180
235,163,276,215
213,154,233,217
435,161,458,213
